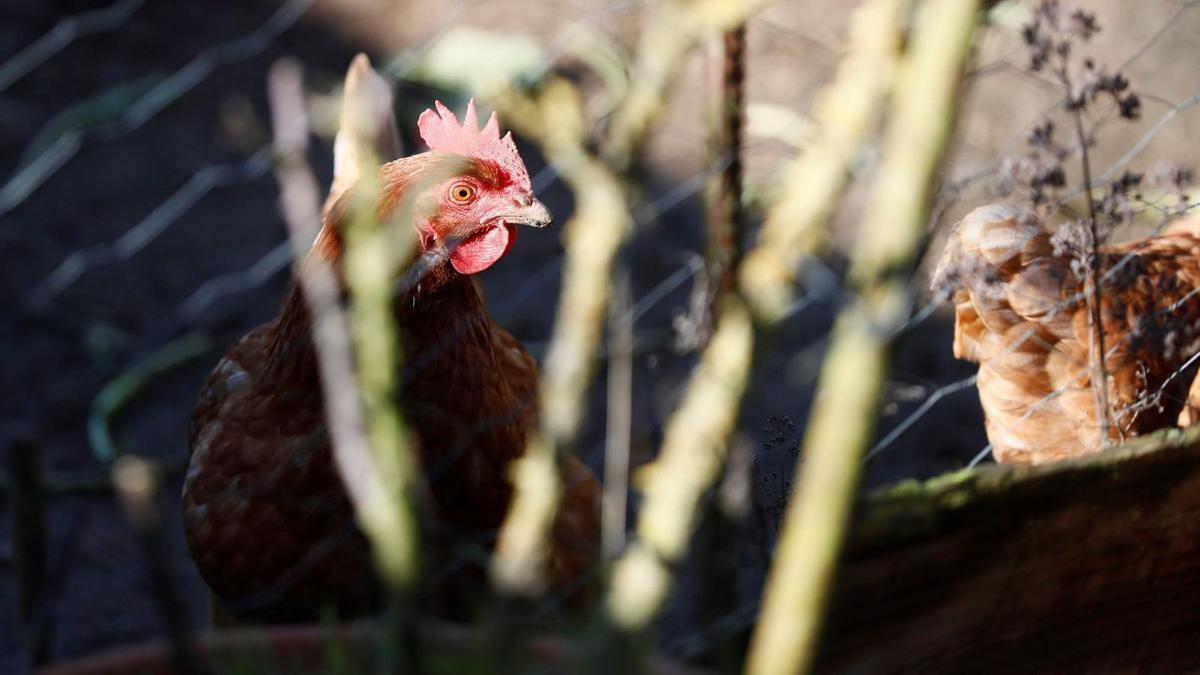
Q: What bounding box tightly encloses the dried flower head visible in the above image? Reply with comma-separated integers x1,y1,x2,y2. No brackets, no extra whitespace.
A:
1148,161,1194,193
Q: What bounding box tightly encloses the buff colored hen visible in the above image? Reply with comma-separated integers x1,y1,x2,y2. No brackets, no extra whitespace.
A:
935,204,1200,464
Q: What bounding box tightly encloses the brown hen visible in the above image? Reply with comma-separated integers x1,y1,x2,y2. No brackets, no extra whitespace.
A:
182,63,599,620
936,204,1200,464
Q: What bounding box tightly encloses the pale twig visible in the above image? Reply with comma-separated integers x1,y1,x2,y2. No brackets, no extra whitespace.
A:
337,66,439,596
746,1,982,673
330,58,444,673
324,53,404,213
490,89,727,599
606,295,754,629
738,0,915,322
1075,102,1113,446
491,0,783,601
267,58,419,590
602,271,634,560
491,79,632,595
1050,51,1113,445
111,455,203,675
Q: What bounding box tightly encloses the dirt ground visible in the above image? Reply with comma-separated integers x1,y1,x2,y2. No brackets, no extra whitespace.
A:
2,0,1197,670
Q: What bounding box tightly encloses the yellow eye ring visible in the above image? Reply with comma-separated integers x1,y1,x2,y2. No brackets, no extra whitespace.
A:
450,183,476,204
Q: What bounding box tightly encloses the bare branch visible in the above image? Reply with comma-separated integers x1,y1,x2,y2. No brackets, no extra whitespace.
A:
266,58,419,590
747,1,983,672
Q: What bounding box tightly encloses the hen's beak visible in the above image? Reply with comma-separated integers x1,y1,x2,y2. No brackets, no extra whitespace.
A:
499,198,552,229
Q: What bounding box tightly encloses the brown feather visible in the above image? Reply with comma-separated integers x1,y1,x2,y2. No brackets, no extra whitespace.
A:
183,157,598,619
937,206,1200,464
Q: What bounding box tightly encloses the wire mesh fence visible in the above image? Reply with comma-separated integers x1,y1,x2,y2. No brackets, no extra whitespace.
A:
3,0,1200,672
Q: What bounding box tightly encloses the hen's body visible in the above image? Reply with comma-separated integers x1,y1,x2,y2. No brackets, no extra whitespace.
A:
936,205,1200,463
184,262,599,618
183,128,599,618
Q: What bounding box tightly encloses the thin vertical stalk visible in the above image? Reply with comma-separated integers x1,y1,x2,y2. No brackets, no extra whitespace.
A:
341,140,424,592
490,78,633,595
745,1,982,673
492,0,780,600
10,434,50,667
113,456,203,675
267,58,421,593
1071,107,1112,446
706,22,747,314
605,0,774,171
603,270,634,560
599,0,913,642
738,0,914,323
606,295,754,630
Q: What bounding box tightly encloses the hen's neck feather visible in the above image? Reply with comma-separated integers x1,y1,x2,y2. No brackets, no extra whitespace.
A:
260,153,510,403
263,266,498,385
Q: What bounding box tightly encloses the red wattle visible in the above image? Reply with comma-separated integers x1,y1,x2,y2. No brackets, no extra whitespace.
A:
449,222,516,275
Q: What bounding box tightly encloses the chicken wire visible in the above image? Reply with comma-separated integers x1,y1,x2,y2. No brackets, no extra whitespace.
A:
2,0,1200,671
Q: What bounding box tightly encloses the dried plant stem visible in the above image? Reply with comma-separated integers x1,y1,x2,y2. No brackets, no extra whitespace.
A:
605,295,753,629
746,1,982,673
604,0,769,171
1054,52,1112,447
738,0,913,323
341,145,425,594
1071,106,1112,446
112,455,203,675
10,434,50,667
492,0,777,599
492,79,633,594
706,22,747,312
603,271,634,560
597,0,913,639
267,59,420,592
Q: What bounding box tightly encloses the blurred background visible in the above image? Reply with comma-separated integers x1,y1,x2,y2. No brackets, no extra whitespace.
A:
2,0,1198,669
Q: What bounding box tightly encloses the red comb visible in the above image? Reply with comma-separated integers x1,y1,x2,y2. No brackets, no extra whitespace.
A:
417,99,531,191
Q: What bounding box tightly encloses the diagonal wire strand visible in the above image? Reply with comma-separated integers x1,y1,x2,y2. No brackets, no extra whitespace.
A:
0,0,314,217
0,0,147,93
24,148,273,308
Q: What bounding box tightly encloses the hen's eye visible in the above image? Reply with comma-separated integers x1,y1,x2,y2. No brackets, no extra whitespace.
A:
450,183,476,204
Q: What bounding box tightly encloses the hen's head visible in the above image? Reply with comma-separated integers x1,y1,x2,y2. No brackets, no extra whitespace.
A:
409,100,550,275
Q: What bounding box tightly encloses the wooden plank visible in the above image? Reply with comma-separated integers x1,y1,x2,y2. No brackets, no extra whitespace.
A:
820,426,1200,672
